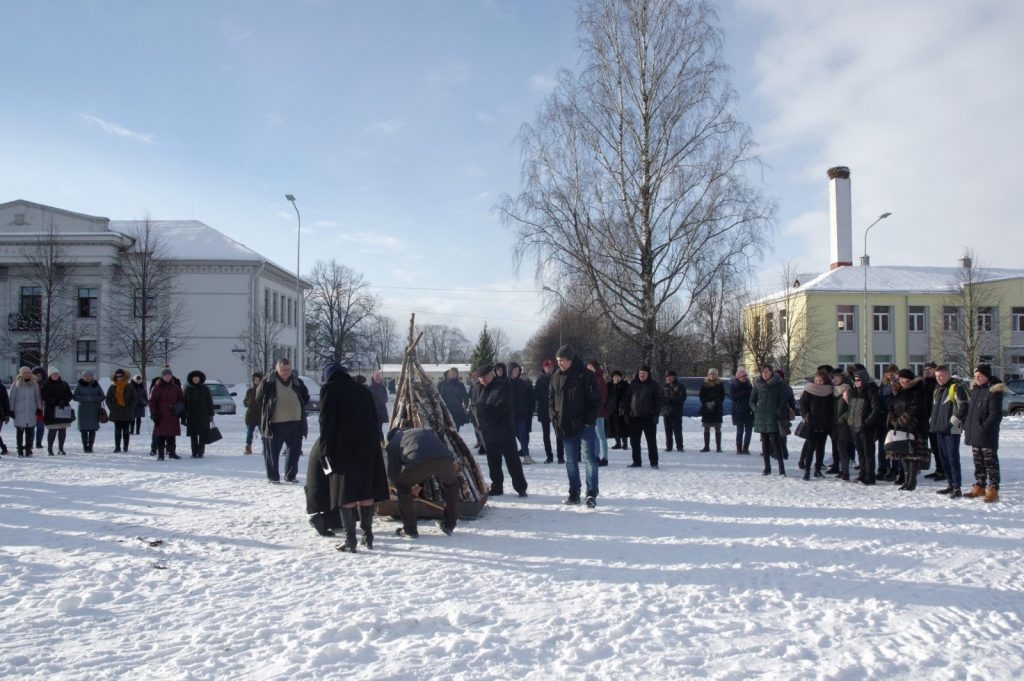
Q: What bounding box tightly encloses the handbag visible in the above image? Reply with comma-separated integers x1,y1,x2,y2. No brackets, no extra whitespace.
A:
54,405,75,421
98,407,109,424
884,429,915,455
793,419,809,439
205,421,223,444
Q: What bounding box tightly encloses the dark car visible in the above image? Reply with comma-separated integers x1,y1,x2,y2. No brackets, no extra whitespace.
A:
678,377,734,418
1003,385,1024,417
1003,378,1024,395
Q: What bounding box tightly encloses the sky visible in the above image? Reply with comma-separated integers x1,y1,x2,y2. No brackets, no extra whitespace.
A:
2,0,1021,351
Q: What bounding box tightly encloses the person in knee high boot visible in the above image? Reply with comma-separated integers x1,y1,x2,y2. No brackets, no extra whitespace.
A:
888,368,931,492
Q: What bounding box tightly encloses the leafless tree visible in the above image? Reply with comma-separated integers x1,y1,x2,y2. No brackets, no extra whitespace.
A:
23,221,77,368
305,260,378,366
937,250,1000,375
500,0,773,366
368,314,400,366
105,216,191,382
418,324,471,364
489,326,511,361
237,304,284,375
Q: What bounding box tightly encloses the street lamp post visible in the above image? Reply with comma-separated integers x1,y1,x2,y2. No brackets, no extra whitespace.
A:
861,212,892,374
285,194,302,374
541,286,565,348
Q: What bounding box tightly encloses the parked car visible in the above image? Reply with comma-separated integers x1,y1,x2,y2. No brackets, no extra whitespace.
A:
678,377,734,418
1003,385,1024,416
206,380,237,415
1003,378,1024,395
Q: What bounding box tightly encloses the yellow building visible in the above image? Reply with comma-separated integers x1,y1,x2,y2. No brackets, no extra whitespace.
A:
743,263,1024,381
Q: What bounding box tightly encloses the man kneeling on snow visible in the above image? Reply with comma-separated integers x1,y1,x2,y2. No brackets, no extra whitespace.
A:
386,427,462,538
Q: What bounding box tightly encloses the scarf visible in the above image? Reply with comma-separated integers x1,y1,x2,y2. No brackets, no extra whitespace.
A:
114,378,128,406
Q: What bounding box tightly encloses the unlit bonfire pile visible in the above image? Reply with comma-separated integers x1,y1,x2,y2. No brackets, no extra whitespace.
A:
378,315,488,519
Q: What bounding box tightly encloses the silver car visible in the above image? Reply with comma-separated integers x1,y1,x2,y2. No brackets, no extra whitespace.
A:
206,380,237,415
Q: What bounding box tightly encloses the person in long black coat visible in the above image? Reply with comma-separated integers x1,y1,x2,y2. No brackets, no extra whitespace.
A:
606,371,630,450
318,363,388,552
699,369,725,452
728,369,754,454
798,370,835,479
475,363,528,498
184,370,215,458
887,369,932,491
41,367,74,455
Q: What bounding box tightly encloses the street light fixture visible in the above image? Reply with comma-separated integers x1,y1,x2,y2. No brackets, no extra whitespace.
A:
285,194,302,374
542,285,566,348
861,212,892,374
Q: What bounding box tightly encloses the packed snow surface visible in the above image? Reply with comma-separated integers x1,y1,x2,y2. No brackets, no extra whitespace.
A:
2,398,1023,680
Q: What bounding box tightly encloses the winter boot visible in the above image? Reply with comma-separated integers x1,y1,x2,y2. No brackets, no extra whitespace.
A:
715,431,722,452
777,455,786,477
336,507,359,553
308,513,335,537
700,430,710,452
964,483,986,498
761,452,771,476
358,505,375,549
894,470,906,486
900,461,919,491
984,486,999,503
244,444,252,455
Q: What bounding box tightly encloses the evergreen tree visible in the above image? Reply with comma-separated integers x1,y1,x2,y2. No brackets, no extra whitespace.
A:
471,324,497,370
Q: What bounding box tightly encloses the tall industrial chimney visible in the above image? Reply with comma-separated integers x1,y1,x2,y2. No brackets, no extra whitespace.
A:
827,166,852,269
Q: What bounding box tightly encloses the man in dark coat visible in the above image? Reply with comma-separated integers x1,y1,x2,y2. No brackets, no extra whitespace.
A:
846,369,881,485
921,361,945,481
963,364,1006,503
661,370,686,452
318,363,388,551
533,360,562,464
928,364,969,497
474,363,528,498
254,358,310,484
728,368,754,454
386,427,461,538
626,365,662,469
508,362,535,465
549,345,601,507
439,367,470,429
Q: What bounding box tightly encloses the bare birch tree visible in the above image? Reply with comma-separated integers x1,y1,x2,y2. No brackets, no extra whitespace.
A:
306,260,378,366
368,314,400,366
24,221,77,368
418,324,470,364
500,0,773,366
937,250,999,374
237,305,284,375
105,216,190,382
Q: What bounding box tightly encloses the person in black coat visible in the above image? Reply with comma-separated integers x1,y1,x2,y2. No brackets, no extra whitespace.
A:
369,370,390,435
0,377,10,455
626,365,662,468
474,363,528,498
661,370,686,452
131,374,147,435
41,367,74,455
699,369,726,452
798,370,835,479
728,368,754,454
887,369,932,491
386,427,462,538
318,363,389,552
845,369,881,485
183,370,215,458
549,345,601,506
606,370,630,451
439,368,470,429
533,360,562,463
962,364,1006,502
508,362,535,464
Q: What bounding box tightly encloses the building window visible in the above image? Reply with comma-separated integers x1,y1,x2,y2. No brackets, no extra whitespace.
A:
836,305,855,333
837,354,856,371
78,287,98,318
942,306,960,332
273,292,279,323
20,286,42,315
908,354,926,377
1009,354,1024,366
778,309,787,336
76,340,98,363
133,290,155,318
264,289,270,319
765,311,774,335
976,307,994,332
287,298,292,326
872,306,890,332
873,355,892,381
908,306,926,332
1012,307,1024,332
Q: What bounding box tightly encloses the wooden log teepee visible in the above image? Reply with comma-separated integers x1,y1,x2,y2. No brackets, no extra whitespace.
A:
376,314,488,519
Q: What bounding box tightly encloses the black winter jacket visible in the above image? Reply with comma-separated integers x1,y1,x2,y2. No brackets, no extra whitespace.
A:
964,379,1006,450
549,356,600,438
476,376,515,438
661,380,686,417
627,376,662,420
929,380,969,435
799,382,835,433
385,427,456,483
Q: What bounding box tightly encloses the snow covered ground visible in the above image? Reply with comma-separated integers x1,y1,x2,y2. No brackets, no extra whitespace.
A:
2,397,1023,680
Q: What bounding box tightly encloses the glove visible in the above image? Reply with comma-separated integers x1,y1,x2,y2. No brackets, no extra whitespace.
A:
950,415,962,429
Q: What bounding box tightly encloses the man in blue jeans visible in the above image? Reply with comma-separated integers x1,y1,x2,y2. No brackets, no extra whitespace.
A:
549,344,601,508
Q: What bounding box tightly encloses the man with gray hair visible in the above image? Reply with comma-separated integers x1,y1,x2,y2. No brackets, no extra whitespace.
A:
255,358,310,483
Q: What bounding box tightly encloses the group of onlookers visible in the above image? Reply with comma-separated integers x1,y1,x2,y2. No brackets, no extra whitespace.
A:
2,366,148,458
734,360,1005,502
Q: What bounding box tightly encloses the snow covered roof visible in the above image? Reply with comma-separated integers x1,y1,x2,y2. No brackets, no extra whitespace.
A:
758,265,1024,303
380,363,471,375
110,220,264,262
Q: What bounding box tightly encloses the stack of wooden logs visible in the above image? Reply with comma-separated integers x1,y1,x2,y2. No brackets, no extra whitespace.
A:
377,314,488,519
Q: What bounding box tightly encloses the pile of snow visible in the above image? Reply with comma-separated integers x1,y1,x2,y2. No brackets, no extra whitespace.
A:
1,414,1022,679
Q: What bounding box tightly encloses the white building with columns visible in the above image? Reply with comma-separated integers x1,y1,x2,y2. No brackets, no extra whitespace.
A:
0,199,305,385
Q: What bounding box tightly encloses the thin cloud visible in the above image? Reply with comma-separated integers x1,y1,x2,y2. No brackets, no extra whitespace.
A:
79,114,155,144
365,119,404,134
528,72,558,94
338,231,406,251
